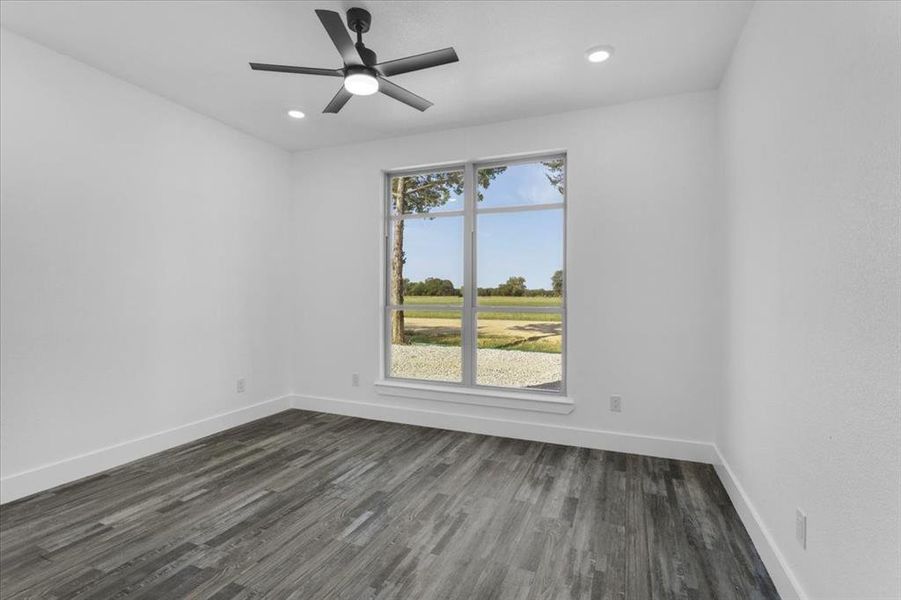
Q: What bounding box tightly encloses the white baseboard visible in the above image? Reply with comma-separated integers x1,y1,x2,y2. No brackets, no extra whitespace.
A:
0,395,292,504
713,447,807,600
288,394,717,463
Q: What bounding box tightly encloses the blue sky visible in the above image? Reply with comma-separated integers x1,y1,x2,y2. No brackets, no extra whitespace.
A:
398,163,563,290
478,162,563,208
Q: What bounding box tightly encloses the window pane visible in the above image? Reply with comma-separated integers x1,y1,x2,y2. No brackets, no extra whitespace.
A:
390,169,464,215
477,209,563,306
389,310,461,383
385,158,566,393
476,314,562,391
477,159,564,209
389,216,463,306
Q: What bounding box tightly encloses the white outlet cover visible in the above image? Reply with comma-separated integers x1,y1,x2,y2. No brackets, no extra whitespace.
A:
236,378,246,393
610,395,622,412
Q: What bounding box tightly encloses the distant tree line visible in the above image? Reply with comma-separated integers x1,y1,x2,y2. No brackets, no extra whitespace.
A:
404,270,563,297
403,277,460,297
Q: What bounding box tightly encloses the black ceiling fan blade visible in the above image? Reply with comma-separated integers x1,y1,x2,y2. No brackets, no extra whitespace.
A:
249,63,343,77
323,86,353,114
315,9,362,66
378,78,433,112
375,47,459,77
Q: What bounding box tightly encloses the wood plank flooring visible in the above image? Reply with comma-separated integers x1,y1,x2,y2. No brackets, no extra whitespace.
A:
0,410,779,599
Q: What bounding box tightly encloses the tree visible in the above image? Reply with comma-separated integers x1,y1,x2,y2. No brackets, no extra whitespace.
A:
391,168,505,343
497,276,527,296
408,277,458,296
551,270,563,295
542,158,565,195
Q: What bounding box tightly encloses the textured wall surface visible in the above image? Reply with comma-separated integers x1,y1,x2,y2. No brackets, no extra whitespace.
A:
0,30,293,481
718,2,901,597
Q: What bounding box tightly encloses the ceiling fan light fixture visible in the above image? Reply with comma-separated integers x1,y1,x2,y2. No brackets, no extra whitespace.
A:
585,45,614,63
287,110,306,119
344,69,379,96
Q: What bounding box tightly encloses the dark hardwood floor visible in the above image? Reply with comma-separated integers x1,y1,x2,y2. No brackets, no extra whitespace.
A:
0,410,779,599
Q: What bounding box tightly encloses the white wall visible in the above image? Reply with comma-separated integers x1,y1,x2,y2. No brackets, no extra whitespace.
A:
717,2,901,599
290,91,724,457
0,30,294,501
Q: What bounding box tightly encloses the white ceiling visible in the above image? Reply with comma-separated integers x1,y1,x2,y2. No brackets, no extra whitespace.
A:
0,1,752,152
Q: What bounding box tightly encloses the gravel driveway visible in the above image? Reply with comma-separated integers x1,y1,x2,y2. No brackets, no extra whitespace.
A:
390,344,561,389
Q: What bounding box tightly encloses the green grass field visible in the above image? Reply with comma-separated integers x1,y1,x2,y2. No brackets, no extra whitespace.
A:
401,295,562,321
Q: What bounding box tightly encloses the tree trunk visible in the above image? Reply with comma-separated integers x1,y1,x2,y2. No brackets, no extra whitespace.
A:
390,178,406,344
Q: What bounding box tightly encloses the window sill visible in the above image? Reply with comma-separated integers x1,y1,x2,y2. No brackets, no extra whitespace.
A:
374,380,574,414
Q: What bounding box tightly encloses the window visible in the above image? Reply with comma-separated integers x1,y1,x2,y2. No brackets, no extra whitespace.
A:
385,155,565,393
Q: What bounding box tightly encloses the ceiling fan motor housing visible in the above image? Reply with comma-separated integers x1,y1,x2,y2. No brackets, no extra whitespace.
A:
356,45,377,66
345,65,379,80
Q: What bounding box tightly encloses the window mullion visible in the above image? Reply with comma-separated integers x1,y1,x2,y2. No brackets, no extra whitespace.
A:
462,162,475,387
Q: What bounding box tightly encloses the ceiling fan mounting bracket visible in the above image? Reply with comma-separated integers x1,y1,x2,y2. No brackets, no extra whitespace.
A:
346,8,371,34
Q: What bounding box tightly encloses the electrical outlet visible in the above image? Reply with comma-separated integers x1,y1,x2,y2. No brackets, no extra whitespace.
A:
352,373,360,387
610,395,622,412
795,508,807,549
236,378,246,394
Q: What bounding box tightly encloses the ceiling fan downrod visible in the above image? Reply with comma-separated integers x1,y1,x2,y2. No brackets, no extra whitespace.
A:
347,8,376,66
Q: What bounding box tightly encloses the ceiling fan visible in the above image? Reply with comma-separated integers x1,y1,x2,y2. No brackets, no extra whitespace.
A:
250,8,459,114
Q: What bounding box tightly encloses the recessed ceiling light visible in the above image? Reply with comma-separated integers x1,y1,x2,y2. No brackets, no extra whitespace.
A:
287,110,305,119
585,45,614,64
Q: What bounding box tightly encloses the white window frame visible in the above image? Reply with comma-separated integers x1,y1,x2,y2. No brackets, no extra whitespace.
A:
382,152,567,397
